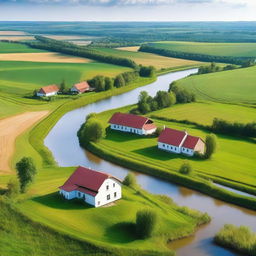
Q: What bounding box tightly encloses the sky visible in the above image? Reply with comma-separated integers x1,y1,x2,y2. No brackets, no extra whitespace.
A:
0,0,255,21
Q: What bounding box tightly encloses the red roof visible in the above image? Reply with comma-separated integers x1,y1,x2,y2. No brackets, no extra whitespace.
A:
143,123,157,130
59,166,120,197
182,135,201,150
158,128,187,146
109,112,152,129
73,81,90,93
39,84,59,94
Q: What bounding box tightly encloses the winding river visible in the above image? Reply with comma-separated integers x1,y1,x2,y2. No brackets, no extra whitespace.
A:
45,69,256,256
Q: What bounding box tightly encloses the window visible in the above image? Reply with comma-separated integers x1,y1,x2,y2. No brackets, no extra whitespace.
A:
107,194,110,200
163,144,165,147
106,185,109,190
113,183,115,188
78,192,81,197
98,201,100,205
171,146,173,150
114,192,117,198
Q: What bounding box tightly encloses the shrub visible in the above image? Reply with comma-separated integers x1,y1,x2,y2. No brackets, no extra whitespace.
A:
139,66,155,77
6,178,20,198
80,119,106,143
136,209,157,239
104,77,114,90
114,74,126,88
179,162,193,175
205,133,217,159
155,126,164,136
16,157,37,193
85,112,97,122
123,172,137,187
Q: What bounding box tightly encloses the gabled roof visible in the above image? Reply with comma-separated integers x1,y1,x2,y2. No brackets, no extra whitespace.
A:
182,135,201,150
109,112,151,129
39,84,59,94
73,81,90,93
59,166,121,196
158,128,187,147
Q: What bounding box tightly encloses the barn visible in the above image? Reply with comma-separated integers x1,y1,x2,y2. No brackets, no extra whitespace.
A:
71,81,91,94
59,166,122,207
37,84,59,97
109,112,157,135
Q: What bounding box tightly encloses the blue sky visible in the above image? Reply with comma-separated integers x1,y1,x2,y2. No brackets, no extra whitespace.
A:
0,0,255,21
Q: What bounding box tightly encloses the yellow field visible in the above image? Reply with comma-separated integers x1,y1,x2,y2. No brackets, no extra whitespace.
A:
0,31,28,35
0,52,93,63
0,36,35,41
117,46,140,52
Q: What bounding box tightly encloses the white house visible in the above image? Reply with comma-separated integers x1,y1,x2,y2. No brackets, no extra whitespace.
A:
37,84,59,97
59,166,122,207
70,81,91,94
109,112,157,135
158,128,205,156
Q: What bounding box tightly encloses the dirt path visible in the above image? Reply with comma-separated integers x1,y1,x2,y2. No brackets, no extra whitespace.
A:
0,111,49,174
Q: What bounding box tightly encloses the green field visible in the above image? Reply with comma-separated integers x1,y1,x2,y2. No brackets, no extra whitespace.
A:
146,41,256,57
175,66,256,104
93,106,256,189
0,42,45,54
151,102,256,125
94,47,200,70
3,166,205,256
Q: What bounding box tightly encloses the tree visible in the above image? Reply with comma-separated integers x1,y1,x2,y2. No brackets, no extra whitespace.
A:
114,74,126,88
81,119,106,143
179,162,193,175
105,77,114,90
60,80,66,93
6,178,20,198
205,134,217,159
155,91,172,108
16,157,37,193
86,112,97,122
123,172,137,187
90,76,105,92
168,81,177,92
136,209,157,239
155,126,164,136
139,66,155,77
138,102,151,114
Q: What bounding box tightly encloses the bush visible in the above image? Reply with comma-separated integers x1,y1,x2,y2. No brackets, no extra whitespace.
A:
114,74,126,88
205,133,217,159
85,112,97,122
16,157,37,193
6,178,20,198
104,77,114,90
136,209,157,239
155,126,164,136
123,172,137,187
179,162,193,175
139,66,155,77
80,119,106,143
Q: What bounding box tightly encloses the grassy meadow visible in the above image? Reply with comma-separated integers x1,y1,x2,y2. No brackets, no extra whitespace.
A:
93,105,256,189
175,65,256,104
94,47,201,70
0,42,44,54
146,41,256,57
151,102,256,125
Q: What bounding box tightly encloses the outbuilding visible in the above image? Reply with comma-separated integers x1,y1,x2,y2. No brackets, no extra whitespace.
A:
37,84,59,97
59,166,122,207
71,81,91,94
109,112,157,135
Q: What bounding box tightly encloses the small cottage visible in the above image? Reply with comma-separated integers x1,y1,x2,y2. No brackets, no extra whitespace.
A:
71,81,91,94
109,112,157,135
59,166,122,207
37,84,59,97
158,128,205,156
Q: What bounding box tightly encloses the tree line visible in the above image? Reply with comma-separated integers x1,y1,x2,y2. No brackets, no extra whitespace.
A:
139,44,255,65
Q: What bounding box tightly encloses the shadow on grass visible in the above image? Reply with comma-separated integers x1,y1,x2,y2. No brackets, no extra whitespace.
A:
105,222,137,243
32,192,93,210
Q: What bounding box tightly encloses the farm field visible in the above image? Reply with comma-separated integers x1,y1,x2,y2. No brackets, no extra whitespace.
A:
0,61,131,97
0,42,44,53
151,102,256,126
145,41,256,57
15,166,202,255
0,52,93,63
94,106,256,188
94,47,201,70
175,66,256,104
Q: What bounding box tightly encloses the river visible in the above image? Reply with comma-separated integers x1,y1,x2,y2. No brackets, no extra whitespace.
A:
45,69,256,256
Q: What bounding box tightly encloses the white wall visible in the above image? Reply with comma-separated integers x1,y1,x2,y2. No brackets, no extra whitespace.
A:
110,124,143,135
142,128,157,135
181,147,194,156
59,189,76,200
95,178,122,207
37,91,58,97
158,142,181,153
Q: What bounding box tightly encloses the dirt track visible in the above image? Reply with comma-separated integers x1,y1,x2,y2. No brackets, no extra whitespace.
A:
0,111,49,174
0,52,92,63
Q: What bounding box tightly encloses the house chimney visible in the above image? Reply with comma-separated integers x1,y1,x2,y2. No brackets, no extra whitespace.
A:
163,125,166,130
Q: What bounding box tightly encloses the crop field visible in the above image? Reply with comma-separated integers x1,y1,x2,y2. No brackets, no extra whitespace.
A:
94,47,200,70
0,61,131,97
175,66,256,104
95,106,256,188
145,41,256,57
14,166,199,255
0,53,93,63
151,102,256,125
0,42,44,54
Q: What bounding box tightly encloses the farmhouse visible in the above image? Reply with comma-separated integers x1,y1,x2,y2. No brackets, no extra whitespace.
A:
158,128,205,156
37,84,59,97
109,112,157,135
59,166,122,207
71,81,91,94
